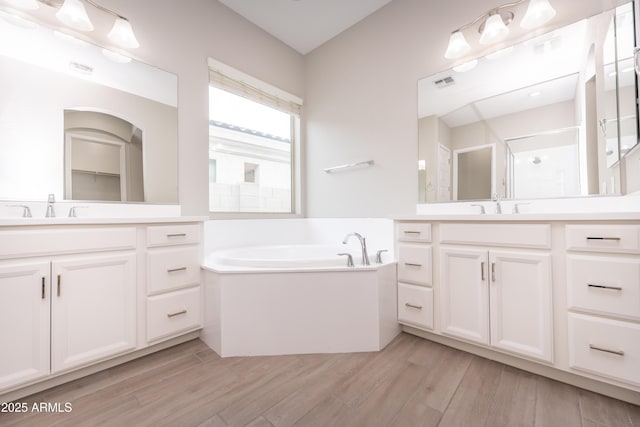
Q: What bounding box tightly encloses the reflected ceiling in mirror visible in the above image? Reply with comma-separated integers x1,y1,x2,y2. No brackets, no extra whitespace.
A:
418,2,638,203
0,10,178,203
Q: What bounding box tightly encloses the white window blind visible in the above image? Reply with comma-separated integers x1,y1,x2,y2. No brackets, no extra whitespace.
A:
208,69,302,117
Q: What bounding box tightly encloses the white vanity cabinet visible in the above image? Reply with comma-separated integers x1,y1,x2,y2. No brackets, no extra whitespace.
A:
396,222,434,330
440,247,552,361
566,224,640,386
394,218,640,404
0,220,203,399
439,225,553,363
0,227,137,391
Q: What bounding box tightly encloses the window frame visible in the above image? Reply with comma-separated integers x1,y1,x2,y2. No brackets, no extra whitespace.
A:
207,58,303,218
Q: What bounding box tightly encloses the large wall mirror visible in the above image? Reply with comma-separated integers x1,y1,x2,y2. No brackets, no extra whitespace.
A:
0,10,178,203
418,2,640,203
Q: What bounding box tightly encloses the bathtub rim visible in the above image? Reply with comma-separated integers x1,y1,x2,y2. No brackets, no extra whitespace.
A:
201,260,397,274
202,244,396,274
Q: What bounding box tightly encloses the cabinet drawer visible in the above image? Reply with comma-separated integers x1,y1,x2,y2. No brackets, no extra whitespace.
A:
397,244,432,286
147,224,200,247
398,283,433,330
147,287,201,342
567,255,640,320
440,223,550,249
565,225,640,254
568,313,640,386
147,246,201,295
397,222,431,242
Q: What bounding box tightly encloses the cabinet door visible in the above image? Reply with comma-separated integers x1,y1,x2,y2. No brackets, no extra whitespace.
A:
51,253,136,373
489,250,553,362
0,262,50,391
440,247,489,344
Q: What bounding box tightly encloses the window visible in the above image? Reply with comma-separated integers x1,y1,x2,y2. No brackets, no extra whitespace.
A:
208,61,301,214
244,163,258,183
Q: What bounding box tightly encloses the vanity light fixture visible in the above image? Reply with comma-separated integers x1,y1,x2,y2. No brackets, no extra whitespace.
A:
444,0,555,59
46,0,139,48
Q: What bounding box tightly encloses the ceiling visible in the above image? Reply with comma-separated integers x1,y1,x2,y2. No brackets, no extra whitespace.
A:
218,0,394,55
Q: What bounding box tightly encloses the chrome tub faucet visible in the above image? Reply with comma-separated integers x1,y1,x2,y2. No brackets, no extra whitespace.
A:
342,232,370,266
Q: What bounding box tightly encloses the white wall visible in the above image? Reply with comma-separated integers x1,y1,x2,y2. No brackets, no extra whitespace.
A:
304,0,626,217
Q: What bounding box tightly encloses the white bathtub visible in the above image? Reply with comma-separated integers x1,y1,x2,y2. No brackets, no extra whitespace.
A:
209,244,371,269
201,245,400,357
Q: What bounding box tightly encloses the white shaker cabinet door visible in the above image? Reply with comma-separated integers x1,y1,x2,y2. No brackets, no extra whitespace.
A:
0,262,50,391
440,247,489,345
489,250,553,363
51,253,136,373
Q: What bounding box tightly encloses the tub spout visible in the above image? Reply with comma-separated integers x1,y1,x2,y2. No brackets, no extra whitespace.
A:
342,232,370,266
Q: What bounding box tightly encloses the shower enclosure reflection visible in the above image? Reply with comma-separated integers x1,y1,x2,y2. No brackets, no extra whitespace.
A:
506,127,580,199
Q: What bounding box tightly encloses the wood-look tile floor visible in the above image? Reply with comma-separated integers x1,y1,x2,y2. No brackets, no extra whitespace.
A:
1,333,639,427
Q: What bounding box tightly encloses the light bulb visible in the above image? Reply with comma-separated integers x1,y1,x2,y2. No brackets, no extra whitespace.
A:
521,0,556,30
480,13,509,45
445,31,471,59
108,17,139,49
56,0,94,32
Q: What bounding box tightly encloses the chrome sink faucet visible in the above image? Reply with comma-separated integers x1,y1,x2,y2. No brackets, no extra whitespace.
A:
342,232,370,266
492,193,502,214
45,193,55,218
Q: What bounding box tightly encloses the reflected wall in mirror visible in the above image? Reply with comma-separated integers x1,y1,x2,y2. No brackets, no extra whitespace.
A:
0,11,179,203
64,110,144,202
418,2,639,203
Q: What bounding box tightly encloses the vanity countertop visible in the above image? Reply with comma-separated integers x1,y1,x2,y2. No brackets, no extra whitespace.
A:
0,216,209,227
395,212,640,222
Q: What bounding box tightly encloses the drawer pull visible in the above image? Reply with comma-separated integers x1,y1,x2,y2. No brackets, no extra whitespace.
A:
403,231,421,235
167,309,187,318
589,344,624,356
404,263,422,268
586,236,621,241
587,283,623,291
167,267,188,273
167,233,187,238
405,303,423,310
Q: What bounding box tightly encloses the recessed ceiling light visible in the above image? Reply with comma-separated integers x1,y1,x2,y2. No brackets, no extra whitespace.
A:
529,91,542,97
